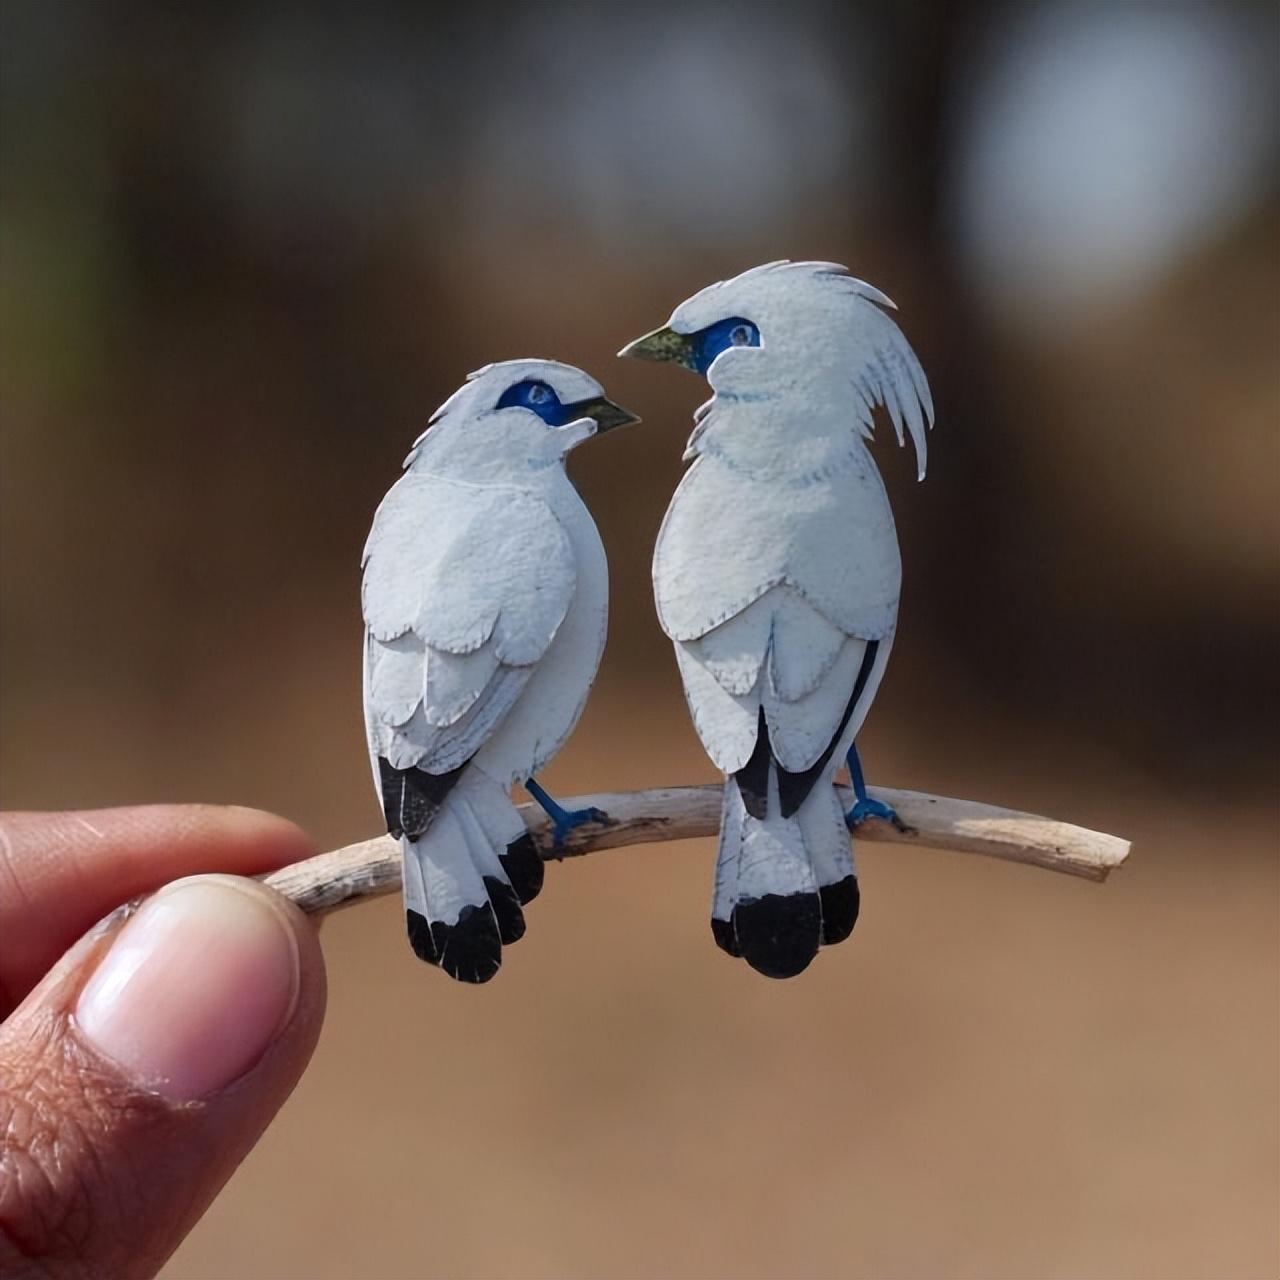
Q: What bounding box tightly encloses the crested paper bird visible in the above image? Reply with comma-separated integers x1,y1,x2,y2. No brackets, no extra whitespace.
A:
621,261,933,979
361,360,638,982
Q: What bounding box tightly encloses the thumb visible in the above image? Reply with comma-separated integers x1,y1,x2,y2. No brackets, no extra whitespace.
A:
0,875,327,1280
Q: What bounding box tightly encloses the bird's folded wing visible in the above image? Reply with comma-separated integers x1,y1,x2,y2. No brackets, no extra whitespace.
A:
674,588,873,775
363,472,575,662
656,462,899,774
654,459,900,644
362,472,576,773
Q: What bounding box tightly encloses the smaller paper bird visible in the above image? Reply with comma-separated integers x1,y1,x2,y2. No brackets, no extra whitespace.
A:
622,261,934,979
361,361,638,982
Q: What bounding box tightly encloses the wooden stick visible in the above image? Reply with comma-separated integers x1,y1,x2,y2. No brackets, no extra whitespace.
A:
263,784,1130,918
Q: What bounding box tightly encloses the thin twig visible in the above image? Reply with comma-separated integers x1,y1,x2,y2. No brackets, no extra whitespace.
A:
262,784,1130,918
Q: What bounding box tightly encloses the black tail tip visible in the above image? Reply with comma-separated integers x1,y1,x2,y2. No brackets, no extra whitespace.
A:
406,908,440,964
820,875,861,945
483,875,527,946
501,832,545,904
711,915,741,957
733,892,822,979
406,904,502,983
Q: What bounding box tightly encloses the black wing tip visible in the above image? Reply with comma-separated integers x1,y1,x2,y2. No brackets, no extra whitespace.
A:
733,892,822,979
711,915,742,957
405,904,502,983
734,708,772,820
775,638,882,817
777,774,807,819
500,832,545,904
379,757,467,841
819,875,861,945
483,875,527,946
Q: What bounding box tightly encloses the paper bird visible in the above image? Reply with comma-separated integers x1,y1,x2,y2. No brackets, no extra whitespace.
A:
361,361,638,982
621,261,934,979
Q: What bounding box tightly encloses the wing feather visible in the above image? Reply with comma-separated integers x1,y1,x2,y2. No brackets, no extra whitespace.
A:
369,632,426,727
416,665,532,773
685,595,772,696
363,471,575,660
673,643,760,776
767,590,846,703
424,644,501,728
654,460,899,649
764,636,867,772
671,586,881,776
362,471,575,779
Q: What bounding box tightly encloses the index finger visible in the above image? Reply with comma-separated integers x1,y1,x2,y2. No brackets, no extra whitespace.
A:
0,805,315,1013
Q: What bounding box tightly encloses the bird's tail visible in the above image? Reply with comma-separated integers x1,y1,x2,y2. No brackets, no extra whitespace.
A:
711,774,858,979
401,767,544,984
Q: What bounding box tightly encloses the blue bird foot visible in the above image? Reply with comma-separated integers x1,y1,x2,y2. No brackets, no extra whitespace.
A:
844,742,911,833
844,796,907,832
524,778,611,853
549,806,610,847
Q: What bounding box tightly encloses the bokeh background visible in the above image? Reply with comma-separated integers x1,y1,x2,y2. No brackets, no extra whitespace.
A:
2,1,1278,1276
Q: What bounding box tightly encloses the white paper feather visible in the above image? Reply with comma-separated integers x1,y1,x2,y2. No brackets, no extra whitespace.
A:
654,448,901,647
363,472,576,660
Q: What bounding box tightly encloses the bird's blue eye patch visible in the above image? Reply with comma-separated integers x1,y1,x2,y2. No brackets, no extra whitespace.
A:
690,317,760,374
497,379,574,426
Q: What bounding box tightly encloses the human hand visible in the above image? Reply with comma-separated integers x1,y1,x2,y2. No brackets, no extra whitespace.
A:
0,805,327,1279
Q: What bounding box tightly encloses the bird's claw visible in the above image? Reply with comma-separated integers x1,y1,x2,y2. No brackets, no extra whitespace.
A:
550,806,612,850
845,797,909,833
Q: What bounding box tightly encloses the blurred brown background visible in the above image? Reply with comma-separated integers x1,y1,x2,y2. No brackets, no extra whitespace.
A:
2,1,1278,1276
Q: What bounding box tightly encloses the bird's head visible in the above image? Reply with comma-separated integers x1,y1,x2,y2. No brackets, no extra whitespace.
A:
409,359,639,479
619,261,899,388
619,261,933,478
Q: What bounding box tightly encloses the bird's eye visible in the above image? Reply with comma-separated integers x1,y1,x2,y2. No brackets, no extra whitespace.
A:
528,383,552,405
730,325,752,347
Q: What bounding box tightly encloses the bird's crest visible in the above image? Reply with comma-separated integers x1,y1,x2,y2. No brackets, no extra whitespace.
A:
677,261,934,480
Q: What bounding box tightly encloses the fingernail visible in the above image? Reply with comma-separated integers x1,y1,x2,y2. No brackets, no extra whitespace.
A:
76,877,300,1100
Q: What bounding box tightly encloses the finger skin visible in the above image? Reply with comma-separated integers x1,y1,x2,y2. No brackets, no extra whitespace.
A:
0,880,327,1280
0,806,315,1013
